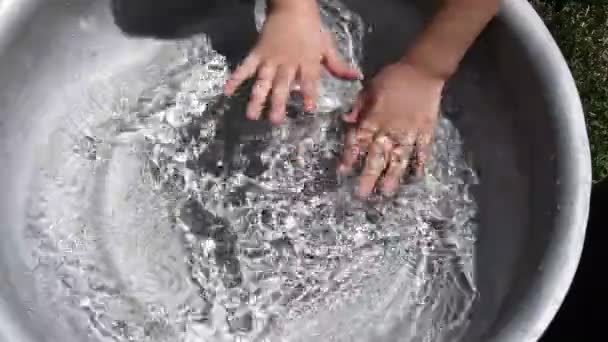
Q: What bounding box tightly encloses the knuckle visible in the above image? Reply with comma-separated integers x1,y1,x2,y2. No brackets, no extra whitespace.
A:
260,57,276,66
301,66,320,79
275,87,290,98
259,63,275,75
253,86,268,98
272,89,288,101
281,64,297,75
272,102,287,111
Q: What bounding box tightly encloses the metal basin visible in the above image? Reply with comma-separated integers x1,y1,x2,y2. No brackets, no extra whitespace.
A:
0,0,591,341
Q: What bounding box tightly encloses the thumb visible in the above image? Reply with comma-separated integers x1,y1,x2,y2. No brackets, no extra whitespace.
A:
322,44,362,80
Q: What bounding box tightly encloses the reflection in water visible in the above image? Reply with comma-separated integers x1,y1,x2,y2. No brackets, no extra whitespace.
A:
24,1,479,341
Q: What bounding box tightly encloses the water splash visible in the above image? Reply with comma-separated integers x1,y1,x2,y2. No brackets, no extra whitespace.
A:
24,1,479,341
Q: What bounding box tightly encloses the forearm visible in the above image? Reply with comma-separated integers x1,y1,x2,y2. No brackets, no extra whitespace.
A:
268,0,318,11
401,0,500,80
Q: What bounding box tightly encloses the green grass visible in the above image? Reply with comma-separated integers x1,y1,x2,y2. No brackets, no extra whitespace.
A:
532,1,608,181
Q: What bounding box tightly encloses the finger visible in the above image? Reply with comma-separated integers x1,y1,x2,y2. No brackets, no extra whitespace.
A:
358,134,392,198
381,131,416,194
299,66,320,112
338,128,360,175
246,63,276,120
342,94,366,124
224,54,261,96
381,144,413,195
356,120,379,154
412,132,433,178
322,35,362,80
269,66,296,124
393,131,419,152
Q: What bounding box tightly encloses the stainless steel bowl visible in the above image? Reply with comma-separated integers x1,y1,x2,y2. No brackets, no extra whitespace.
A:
0,0,591,341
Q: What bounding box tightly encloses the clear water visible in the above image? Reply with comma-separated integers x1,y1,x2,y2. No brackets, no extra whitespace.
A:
24,1,479,341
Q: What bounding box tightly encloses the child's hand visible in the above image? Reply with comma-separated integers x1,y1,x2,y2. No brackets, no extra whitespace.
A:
338,62,444,198
223,0,360,124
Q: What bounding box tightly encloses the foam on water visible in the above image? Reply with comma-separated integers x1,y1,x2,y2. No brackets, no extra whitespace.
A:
24,1,479,341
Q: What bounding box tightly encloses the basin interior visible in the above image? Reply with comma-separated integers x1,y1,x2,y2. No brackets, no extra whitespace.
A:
0,0,571,341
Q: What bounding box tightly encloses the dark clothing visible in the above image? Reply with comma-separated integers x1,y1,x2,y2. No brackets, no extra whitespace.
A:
110,0,254,39
111,0,259,66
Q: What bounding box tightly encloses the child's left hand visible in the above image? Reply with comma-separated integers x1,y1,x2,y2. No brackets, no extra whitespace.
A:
223,0,360,124
338,62,444,198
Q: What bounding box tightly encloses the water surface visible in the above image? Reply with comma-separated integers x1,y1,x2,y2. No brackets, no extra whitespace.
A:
24,1,479,341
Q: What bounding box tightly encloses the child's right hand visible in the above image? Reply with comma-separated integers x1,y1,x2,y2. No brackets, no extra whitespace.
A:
223,0,361,125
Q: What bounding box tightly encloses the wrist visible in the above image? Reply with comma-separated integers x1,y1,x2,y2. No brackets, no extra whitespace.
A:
399,46,457,82
397,0,499,82
397,53,453,84
269,0,317,12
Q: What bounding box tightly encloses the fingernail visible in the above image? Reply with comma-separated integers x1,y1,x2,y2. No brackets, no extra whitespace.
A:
247,111,258,120
304,99,316,111
270,115,284,125
356,186,369,199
